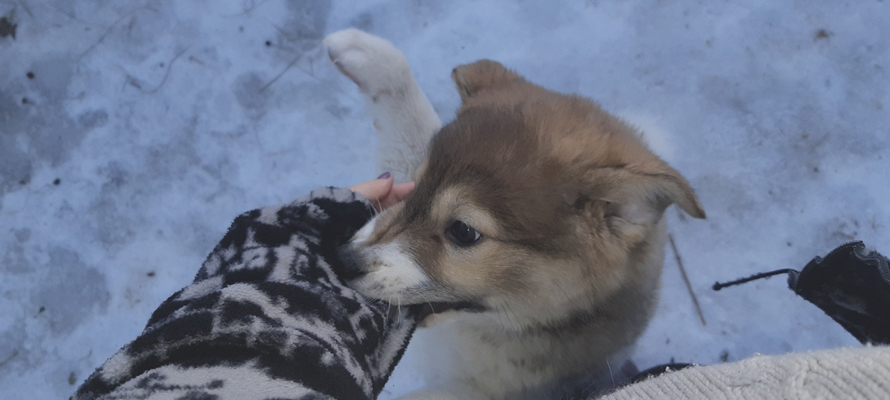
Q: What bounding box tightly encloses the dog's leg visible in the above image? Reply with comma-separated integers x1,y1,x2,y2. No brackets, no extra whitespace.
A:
324,29,442,183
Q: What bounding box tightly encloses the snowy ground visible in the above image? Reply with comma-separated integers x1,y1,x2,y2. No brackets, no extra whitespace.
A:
1,0,888,398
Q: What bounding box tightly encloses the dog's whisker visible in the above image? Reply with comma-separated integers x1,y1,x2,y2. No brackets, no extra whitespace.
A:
425,300,435,315
583,274,600,310
371,194,383,214
396,293,402,329
494,305,506,332
504,303,535,354
554,281,572,304
505,303,521,332
498,304,516,333
606,360,615,388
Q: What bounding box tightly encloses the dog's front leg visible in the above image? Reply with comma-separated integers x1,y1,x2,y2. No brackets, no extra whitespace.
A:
324,29,442,183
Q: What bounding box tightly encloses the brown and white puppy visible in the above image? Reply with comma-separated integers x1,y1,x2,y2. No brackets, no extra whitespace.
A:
325,29,705,400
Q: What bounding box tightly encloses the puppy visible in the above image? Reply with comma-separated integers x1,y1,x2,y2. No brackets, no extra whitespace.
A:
325,29,705,399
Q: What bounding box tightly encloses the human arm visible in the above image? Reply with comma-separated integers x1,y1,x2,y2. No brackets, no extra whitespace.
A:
72,184,417,400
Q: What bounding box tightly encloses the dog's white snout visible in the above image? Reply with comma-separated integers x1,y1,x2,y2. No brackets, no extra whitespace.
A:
349,239,430,301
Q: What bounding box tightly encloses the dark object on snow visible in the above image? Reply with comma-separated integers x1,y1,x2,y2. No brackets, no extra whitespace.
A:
0,8,16,40
0,17,16,39
713,241,890,345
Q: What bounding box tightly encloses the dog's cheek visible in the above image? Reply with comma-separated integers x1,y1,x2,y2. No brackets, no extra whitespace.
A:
432,243,520,299
377,240,430,288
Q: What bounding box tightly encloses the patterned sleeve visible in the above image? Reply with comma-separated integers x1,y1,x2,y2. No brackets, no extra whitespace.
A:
72,187,419,400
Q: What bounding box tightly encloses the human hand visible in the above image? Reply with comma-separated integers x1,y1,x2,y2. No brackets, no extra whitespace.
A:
349,172,415,211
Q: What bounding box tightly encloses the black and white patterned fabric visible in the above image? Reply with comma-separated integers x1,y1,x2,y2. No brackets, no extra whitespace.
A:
72,188,419,400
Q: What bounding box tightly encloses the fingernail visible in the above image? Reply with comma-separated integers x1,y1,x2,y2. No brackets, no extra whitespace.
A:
377,172,391,179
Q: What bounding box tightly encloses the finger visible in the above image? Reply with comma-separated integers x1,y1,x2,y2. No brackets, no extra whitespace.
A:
376,182,415,210
391,181,415,202
349,181,388,201
349,175,394,207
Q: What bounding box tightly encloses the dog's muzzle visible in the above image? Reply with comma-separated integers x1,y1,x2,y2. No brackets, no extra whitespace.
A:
335,244,367,281
337,244,486,320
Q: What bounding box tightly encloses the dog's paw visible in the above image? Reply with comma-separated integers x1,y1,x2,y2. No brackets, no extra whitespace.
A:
324,28,413,98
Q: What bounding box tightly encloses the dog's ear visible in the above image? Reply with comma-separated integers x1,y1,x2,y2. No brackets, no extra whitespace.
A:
583,161,705,226
451,60,524,104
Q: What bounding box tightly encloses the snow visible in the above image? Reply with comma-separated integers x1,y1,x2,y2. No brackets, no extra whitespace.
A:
1,0,888,398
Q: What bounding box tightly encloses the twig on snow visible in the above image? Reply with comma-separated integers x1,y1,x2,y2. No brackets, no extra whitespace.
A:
221,0,271,18
259,53,303,93
143,47,189,94
0,350,19,369
669,233,707,326
17,0,34,19
78,14,129,61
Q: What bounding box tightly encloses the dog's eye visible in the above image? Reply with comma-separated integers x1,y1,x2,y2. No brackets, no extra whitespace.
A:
447,220,482,247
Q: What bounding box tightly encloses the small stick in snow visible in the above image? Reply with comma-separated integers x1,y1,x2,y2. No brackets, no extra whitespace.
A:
669,234,706,326
259,54,302,93
221,0,271,18
78,14,130,61
18,1,35,19
144,48,189,94
0,350,18,369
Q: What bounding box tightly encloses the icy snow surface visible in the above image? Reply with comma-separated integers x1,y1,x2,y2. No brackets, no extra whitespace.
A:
1,0,888,398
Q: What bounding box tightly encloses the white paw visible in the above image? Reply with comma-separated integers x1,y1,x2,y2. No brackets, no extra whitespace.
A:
323,28,414,98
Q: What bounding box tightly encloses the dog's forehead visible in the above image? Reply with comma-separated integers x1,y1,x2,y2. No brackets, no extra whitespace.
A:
401,177,487,224
397,129,572,240
433,109,537,163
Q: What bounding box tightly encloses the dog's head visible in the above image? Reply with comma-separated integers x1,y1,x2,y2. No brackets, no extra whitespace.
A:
347,60,705,329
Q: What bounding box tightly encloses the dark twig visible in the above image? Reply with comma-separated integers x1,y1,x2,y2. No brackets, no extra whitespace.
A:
48,3,82,23
669,234,706,326
221,0,271,18
0,350,19,369
17,0,34,19
712,269,796,291
259,53,303,93
270,22,297,42
78,14,129,60
77,7,157,61
144,48,189,94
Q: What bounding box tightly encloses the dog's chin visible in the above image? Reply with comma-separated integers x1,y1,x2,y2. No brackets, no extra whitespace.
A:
411,301,484,327
372,293,486,325
361,287,486,325
419,300,485,319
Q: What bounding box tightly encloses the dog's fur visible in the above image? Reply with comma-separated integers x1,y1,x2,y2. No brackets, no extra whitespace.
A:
325,29,705,399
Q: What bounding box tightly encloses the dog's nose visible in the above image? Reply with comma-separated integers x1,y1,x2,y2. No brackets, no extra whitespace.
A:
335,245,368,281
